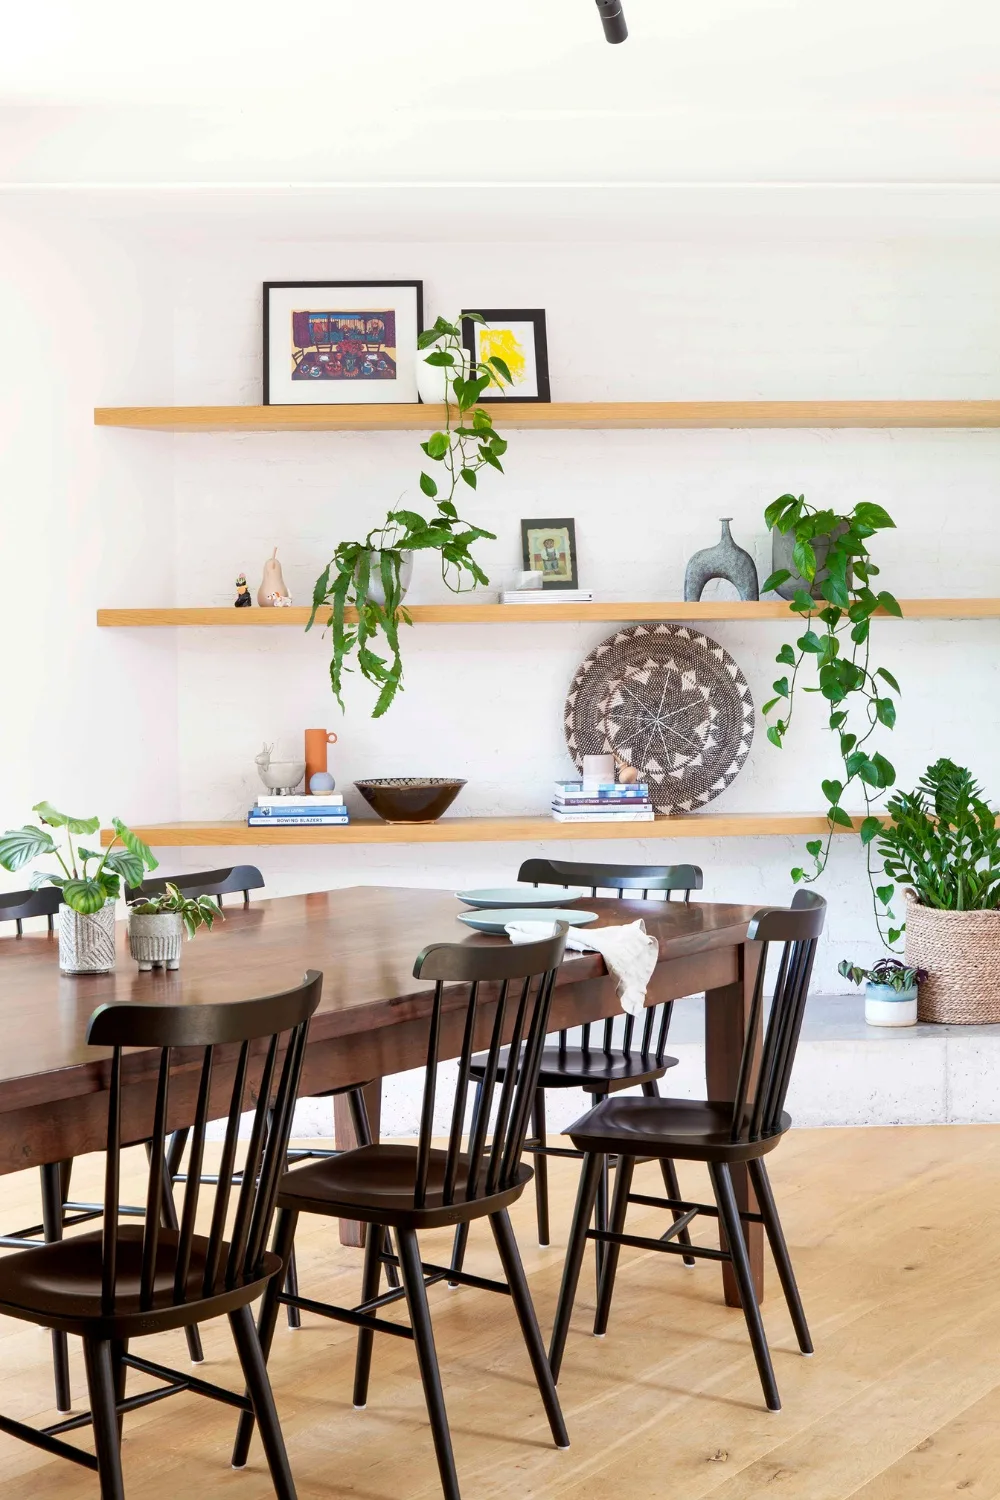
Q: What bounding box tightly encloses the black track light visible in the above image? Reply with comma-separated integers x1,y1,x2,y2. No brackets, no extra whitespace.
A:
595,0,628,43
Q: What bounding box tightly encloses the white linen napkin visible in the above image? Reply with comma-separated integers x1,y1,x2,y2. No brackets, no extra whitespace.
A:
504,919,659,1017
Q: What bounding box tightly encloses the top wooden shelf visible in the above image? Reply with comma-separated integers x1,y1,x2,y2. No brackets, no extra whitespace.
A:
92,400,1000,433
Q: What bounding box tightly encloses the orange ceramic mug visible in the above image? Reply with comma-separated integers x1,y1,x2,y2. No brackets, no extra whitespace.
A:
304,728,338,785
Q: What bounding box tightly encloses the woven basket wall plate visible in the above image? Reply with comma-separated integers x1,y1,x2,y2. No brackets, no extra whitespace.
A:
564,624,755,815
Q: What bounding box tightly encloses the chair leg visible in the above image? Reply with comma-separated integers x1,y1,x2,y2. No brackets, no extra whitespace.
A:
639,1080,696,1268
490,1209,569,1448
709,1161,780,1412
157,1131,204,1365
83,1338,125,1500
229,1303,298,1500
549,1151,603,1382
353,1225,388,1409
346,1087,399,1290
749,1158,813,1354
594,1154,635,1337
396,1227,460,1500
40,1162,71,1412
283,1246,302,1330
530,1088,550,1246
111,1338,128,1440
232,1208,299,1470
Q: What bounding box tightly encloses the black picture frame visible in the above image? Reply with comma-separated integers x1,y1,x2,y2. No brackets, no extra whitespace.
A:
262,280,424,406
461,308,550,403
521,517,578,590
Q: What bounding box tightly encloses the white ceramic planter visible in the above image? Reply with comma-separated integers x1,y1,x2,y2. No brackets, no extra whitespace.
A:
128,911,184,971
363,549,414,607
865,981,918,1027
415,339,469,405
59,899,117,975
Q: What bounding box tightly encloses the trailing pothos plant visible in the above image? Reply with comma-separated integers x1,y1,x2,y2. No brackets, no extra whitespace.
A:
307,313,511,717
0,803,157,912
760,493,904,945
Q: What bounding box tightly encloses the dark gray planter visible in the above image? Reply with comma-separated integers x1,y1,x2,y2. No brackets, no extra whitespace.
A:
770,523,849,600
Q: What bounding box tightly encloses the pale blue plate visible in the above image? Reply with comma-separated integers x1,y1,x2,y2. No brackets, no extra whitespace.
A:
457,907,598,935
456,885,585,910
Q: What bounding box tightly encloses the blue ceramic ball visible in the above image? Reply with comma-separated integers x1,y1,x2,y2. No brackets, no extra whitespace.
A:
310,771,336,793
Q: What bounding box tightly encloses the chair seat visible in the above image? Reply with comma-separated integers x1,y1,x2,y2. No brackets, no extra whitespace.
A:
277,1143,533,1230
565,1095,791,1163
470,1045,678,1094
0,1227,280,1337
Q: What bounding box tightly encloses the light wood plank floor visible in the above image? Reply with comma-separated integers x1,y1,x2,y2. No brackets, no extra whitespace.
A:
0,1125,996,1498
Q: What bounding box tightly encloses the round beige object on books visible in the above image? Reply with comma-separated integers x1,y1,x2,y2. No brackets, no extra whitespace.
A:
904,891,1000,1024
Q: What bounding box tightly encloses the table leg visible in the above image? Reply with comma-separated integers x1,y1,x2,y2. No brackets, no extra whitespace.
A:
705,942,764,1307
334,1080,382,1247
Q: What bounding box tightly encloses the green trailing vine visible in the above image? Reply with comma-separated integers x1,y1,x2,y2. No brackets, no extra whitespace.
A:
307,313,511,717
761,493,904,945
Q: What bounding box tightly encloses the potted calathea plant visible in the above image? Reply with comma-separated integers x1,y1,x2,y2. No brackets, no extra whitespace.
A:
871,759,1000,1024
127,882,222,971
308,313,512,717
0,804,157,974
838,958,928,1028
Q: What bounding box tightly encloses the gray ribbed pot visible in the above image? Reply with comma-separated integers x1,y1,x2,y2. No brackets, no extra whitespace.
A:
128,911,184,971
59,899,117,975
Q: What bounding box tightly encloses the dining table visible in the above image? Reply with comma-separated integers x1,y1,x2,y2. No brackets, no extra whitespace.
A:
0,885,764,1306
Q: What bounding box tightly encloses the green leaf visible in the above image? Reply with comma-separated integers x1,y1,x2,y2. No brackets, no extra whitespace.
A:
828,805,854,829
829,711,848,730
110,818,158,874
775,643,796,666
760,696,780,716
876,697,897,729
62,878,109,915
790,867,805,882
875,883,895,905
819,575,850,608
488,354,512,384
797,630,823,654
791,590,815,614
761,569,792,594
806,839,823,856
876,667,901,694
853,502,896,530
424,431,449,460
850,619,870,644
821,779,844,804
871,751,895,787
29,870,66,890
419,471,438,498
764,494,800,531
792,538,817,583
423,350,455,366
772,677,790,698
32,803,99,836
460,468,477,489
876,591,903,618
0,824,57,872
887,927,903,945
766,725,784,748
103,847,144,891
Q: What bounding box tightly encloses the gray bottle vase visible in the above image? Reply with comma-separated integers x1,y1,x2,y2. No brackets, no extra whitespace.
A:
684,519,759,602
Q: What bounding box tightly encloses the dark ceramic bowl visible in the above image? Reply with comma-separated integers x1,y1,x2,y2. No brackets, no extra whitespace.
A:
354,777,467,824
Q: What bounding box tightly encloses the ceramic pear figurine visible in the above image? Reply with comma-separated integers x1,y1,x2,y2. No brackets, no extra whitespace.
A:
258,548,291,607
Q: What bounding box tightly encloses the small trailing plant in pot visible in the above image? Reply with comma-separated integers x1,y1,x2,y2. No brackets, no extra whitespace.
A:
838,958,928,1028
874,759,1000,1023
308,314,512,717
0,804,157,974
127,883,222,972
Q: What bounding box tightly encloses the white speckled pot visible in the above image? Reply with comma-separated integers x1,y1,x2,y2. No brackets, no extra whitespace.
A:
128,911,184,971
59,900,117,975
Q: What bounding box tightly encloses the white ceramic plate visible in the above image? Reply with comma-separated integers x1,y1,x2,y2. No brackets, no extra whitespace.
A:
455,885,586,910
457,907,598,935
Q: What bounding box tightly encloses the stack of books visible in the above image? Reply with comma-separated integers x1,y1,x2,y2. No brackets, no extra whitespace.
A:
501,589,594,604
247,793,349,829
551,781,654,823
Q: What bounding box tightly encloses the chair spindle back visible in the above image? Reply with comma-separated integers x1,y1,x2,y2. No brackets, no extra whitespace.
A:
729,890,826,1143
128,865,265,909
518,858,703,1058
86,970,321,1316
0,886,61,937
411,928,567,1209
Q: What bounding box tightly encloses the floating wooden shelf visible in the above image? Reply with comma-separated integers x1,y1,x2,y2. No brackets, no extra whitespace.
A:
93,400,1000,433
96,599,1000,627
99,813,890,848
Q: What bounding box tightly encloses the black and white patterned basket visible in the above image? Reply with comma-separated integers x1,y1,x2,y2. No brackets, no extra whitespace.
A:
564,623,755,816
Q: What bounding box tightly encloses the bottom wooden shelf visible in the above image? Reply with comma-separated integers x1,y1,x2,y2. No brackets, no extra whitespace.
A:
100,812,888,847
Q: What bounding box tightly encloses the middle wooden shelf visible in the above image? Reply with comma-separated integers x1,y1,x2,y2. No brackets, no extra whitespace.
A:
95,598,1000,628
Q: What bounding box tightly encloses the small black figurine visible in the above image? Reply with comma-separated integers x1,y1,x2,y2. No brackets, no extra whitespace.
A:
235,572,252,607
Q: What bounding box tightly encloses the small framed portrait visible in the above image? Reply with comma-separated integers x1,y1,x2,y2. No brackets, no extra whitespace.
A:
521,518,578,590
263,281,423,405
462,309,550,402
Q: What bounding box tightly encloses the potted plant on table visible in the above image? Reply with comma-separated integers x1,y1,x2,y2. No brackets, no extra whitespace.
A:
127,883,223,971
838,958,928,1027
0,804,157,974
873,758,1000,1023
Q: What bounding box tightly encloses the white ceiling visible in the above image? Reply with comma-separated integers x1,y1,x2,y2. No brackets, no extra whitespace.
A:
1,0,998,189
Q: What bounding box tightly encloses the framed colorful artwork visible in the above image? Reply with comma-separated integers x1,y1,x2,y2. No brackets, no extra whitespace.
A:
521,517,578,590
461,309,550,402
263,281,423,405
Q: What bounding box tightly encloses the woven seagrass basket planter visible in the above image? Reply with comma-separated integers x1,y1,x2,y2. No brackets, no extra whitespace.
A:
904,891,1000,1024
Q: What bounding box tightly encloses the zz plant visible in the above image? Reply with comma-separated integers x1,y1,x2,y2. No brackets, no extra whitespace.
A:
308,313,511,717
876,758,1000,913
0,802,157,911
761,494,904,944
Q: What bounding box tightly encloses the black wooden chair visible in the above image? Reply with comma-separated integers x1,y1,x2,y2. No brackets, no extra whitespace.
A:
451,859,702,1285
548,890,826,1413
0,885,61,935
0,970,321,1498
128,864,265,907
231,928,571,1500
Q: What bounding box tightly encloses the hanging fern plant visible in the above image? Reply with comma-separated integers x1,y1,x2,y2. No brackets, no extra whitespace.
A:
761,493,904,944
